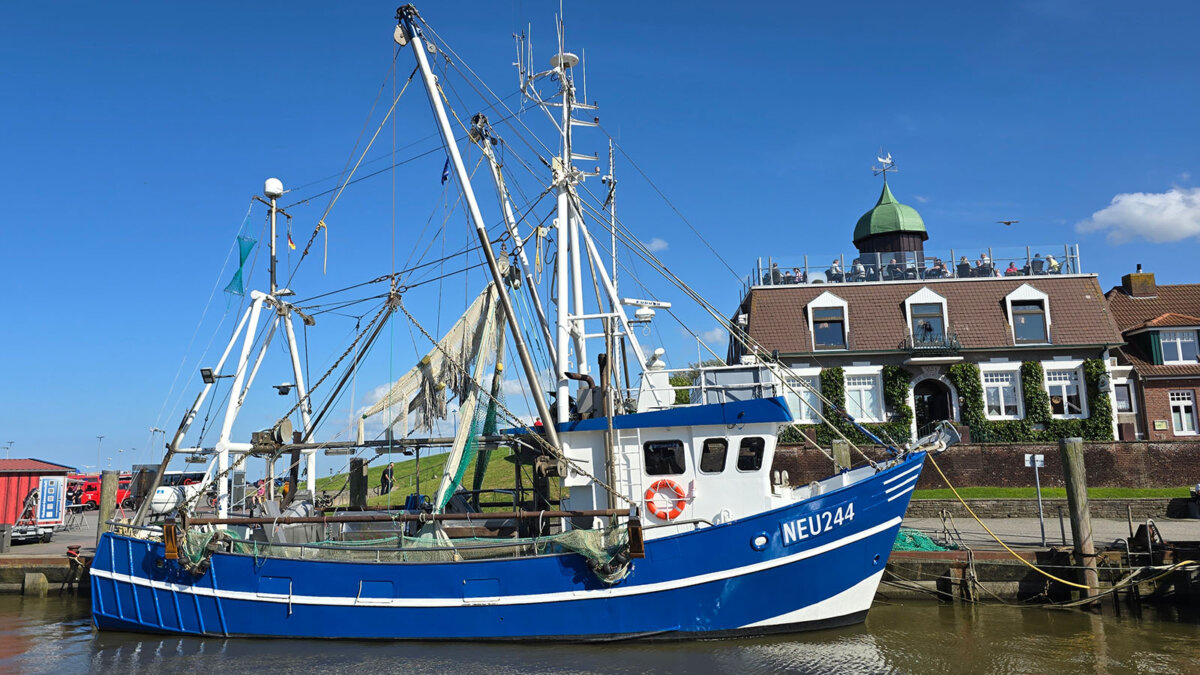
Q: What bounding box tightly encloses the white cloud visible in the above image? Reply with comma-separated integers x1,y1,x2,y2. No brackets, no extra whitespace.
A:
699,327,727,344
912,195,929,204
644,237,669,253
1076,187,1200,244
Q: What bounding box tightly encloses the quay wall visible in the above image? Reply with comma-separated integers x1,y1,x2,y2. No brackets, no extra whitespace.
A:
903,497,1181,520
774,440,1200,489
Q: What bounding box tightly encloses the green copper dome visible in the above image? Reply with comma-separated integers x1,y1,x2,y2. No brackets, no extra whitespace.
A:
853,182,928,244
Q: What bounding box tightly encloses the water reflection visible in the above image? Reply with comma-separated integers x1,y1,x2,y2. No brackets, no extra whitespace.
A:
2,596,1198,674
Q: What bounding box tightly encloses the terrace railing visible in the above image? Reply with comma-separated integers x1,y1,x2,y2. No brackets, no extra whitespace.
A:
746,244,1083,291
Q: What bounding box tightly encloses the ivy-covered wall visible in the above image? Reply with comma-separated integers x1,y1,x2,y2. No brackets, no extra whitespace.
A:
780,365,913,447
945,359,1113,443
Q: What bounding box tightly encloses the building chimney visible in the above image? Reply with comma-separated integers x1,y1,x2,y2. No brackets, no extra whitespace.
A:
1121,265,1156,297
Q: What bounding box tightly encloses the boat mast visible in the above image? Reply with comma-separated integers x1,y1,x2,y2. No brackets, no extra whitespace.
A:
396,6,560,449
472,114,557,365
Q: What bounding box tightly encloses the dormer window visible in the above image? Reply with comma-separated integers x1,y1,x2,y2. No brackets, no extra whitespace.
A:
1012,301,1048,344
1161,330,1198,363
807,291,849,351
911,304,945,343
1005,284,1051,345
813,308,846,349
904,287,948,345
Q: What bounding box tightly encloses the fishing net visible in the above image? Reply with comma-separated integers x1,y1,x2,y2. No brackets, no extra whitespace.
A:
469,390,502,499
892,527,957,552
180,523,629,567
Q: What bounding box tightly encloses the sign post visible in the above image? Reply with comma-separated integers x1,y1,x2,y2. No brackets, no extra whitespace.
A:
1025,453,1046,546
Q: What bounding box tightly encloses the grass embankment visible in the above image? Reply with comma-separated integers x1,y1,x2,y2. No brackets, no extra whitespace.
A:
912,486,1191,500
315,447,548,508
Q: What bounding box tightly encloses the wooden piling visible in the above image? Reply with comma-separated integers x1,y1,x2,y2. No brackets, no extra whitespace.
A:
1058,437,1098,599
349,458,367,509
95,470,119,545
832,440,851,472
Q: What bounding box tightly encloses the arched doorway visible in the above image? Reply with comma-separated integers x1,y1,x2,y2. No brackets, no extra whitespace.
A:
913,379,953,436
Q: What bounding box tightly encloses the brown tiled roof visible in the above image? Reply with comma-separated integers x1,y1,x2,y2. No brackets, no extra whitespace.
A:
0,458,76,473
1105,283,1200,332
744,275,1121,354
1114,346,1200,378
1140,313,1200,328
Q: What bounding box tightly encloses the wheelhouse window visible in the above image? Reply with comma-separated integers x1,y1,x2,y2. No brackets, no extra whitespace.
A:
699,438,728,473
1170,391,1197,435
845,374,883,422
910,303,945,343
736,437,765,472
1045,368,1085,418
812,308,846,350
983,371,1021,419
1012,301,1048,344
1161,331,1198,364
783,375,821,423
644,440,686,475
1114,383,1133,413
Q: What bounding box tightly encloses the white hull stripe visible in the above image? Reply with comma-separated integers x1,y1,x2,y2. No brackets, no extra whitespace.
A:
886,484,917,502
882,463,922,485
884,473,919,494
92,517,902,609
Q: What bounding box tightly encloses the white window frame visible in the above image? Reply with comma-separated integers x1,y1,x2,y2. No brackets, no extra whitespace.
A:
1043,361,1087,419
1112,379,1136,414
843,365,884,422
904,287,948,339
807,291,849,351
1005,284,1051,345
1170,391,1197,436
1160,330,1199,364
777,366,822,423
978,363,1024,420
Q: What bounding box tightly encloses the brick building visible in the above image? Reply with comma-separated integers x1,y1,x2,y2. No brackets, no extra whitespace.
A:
1105,267,1200,440
731,179,1123,444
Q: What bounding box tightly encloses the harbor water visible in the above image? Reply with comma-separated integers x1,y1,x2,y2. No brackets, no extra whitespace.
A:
2,595,1197,674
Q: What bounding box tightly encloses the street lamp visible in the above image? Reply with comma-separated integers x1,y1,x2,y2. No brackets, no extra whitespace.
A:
5,441,13,460
96,436,104,476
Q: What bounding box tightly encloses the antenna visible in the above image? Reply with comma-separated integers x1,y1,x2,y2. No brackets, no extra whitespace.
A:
872,150,896,180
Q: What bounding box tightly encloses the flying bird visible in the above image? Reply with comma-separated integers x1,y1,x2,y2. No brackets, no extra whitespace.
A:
997,220,1019,226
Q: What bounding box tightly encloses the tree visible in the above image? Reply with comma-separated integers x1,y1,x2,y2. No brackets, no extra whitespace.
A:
668,358,728,405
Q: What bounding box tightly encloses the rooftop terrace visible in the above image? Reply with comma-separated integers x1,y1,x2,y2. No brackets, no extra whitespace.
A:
745,243,1083,292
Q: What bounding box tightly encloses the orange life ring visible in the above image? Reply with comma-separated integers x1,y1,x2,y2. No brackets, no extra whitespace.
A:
644,479,687,520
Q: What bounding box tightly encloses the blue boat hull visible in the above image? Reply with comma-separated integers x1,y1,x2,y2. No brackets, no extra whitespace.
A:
91,453,925,640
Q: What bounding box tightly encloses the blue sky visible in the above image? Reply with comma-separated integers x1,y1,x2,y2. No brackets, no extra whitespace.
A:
2,1,1198,476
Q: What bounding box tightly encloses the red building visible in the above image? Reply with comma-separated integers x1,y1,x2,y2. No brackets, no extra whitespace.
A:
0,459,76,529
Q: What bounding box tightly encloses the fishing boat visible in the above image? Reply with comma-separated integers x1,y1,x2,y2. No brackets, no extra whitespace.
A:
91,5,956,640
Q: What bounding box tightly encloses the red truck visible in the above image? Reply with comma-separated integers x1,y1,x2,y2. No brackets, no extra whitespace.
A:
71,477,134,510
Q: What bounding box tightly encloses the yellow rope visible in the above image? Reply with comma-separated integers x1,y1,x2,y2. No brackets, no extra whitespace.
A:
926,453,1093,589
927,453,1199,593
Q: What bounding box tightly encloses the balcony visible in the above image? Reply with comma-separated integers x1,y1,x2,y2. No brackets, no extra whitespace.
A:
900,330,962,357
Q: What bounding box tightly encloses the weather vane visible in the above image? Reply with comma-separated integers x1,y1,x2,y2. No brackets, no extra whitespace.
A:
872,151,896,181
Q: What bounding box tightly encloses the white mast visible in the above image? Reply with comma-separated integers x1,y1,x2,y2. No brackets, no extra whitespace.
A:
472,115,557,365
552,50,576,424
396,7,560,448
